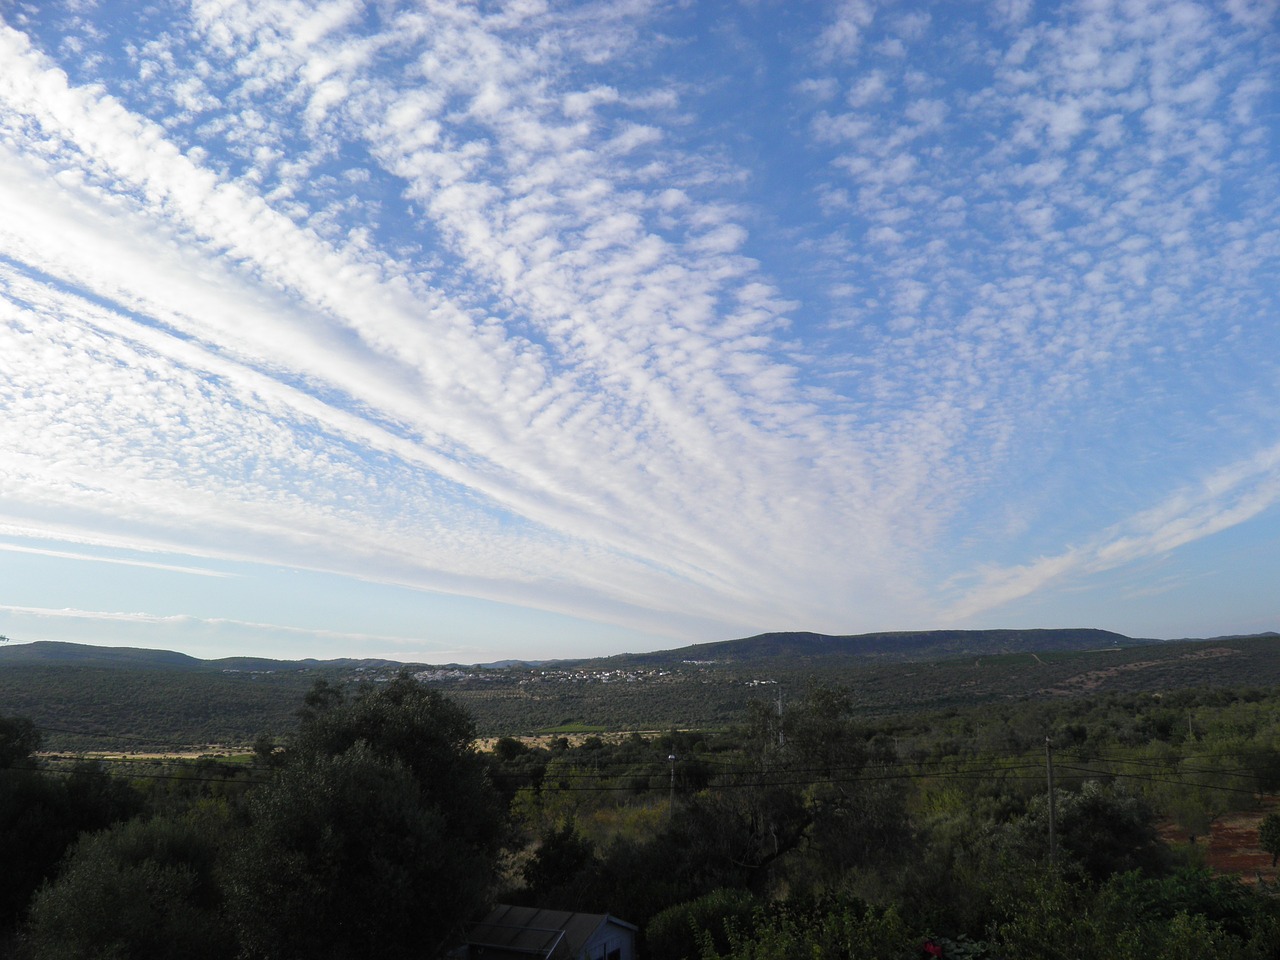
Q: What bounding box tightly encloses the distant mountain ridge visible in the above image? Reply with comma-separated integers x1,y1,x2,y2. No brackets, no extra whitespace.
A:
0,641,206,670
3,628,1271,674
572,627,1157,669
0,640,400,672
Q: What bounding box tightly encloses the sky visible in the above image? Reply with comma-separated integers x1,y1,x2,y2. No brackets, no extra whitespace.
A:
0,0,1277,665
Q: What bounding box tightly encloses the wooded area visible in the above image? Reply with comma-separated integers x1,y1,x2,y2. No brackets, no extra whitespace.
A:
6,669,1280,957
5,633,1280,750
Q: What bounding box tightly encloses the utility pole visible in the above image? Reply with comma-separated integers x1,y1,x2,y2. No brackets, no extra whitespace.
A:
776,687,785,748
1046,736,1058,869
668,753,677,821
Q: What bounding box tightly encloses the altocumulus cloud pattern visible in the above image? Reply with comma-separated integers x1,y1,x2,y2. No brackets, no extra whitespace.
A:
0,0,1277,661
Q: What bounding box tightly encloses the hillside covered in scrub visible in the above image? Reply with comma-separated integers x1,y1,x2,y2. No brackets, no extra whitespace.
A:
2,631,1278,750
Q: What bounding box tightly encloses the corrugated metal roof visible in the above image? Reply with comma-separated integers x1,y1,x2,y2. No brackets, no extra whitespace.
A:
464,904,632,959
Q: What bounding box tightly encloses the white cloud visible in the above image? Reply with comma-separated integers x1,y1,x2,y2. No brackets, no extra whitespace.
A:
0,9,903,643
819,0,877,61
945,442,1280,620
0,542,232,578
0,1,1275,657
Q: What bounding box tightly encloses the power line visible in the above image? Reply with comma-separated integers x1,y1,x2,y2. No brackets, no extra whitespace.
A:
4,759,270,787
17,748,1273,800
24,717,1280,798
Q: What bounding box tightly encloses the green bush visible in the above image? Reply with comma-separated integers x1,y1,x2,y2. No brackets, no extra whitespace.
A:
24,810,233,960
646,888,760,960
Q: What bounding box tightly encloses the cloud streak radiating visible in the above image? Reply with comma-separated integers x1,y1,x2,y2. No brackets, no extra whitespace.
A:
0,1,1277,658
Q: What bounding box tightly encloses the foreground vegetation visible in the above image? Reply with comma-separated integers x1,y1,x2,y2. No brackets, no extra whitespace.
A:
6,674,1280,957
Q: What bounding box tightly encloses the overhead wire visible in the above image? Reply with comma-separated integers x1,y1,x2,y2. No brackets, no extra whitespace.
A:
22,717,1280,797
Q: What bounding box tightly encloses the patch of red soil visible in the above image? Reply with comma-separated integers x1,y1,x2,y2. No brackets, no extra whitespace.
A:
1158,797,1279,886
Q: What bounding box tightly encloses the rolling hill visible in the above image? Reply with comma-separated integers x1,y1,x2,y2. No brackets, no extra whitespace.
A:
574,627,1153,668
2,630,1278,750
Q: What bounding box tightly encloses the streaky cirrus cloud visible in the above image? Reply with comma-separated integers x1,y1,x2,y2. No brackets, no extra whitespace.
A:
0,0,1277,660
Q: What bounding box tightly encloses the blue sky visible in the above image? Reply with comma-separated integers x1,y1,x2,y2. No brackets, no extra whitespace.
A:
0,0,1277,664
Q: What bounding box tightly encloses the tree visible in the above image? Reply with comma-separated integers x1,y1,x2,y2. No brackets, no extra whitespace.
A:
0,715,40,769
228,675,503,960
1,759,142,934
1259,812,1280,868
735,685,906,896
291,671,500,848
1005,781,1166,882
251,733,281,769
24,809,234,960
523,818,598,899
294,676,344,726
492,736,531,762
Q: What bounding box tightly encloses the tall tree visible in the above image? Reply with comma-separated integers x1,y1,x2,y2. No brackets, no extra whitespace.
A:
291,671,500,848
228,674,502,960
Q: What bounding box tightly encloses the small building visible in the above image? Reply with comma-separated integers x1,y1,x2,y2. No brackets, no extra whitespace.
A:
456,904,637,960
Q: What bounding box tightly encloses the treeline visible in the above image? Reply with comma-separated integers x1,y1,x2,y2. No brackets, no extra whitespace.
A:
6,679,1280,957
